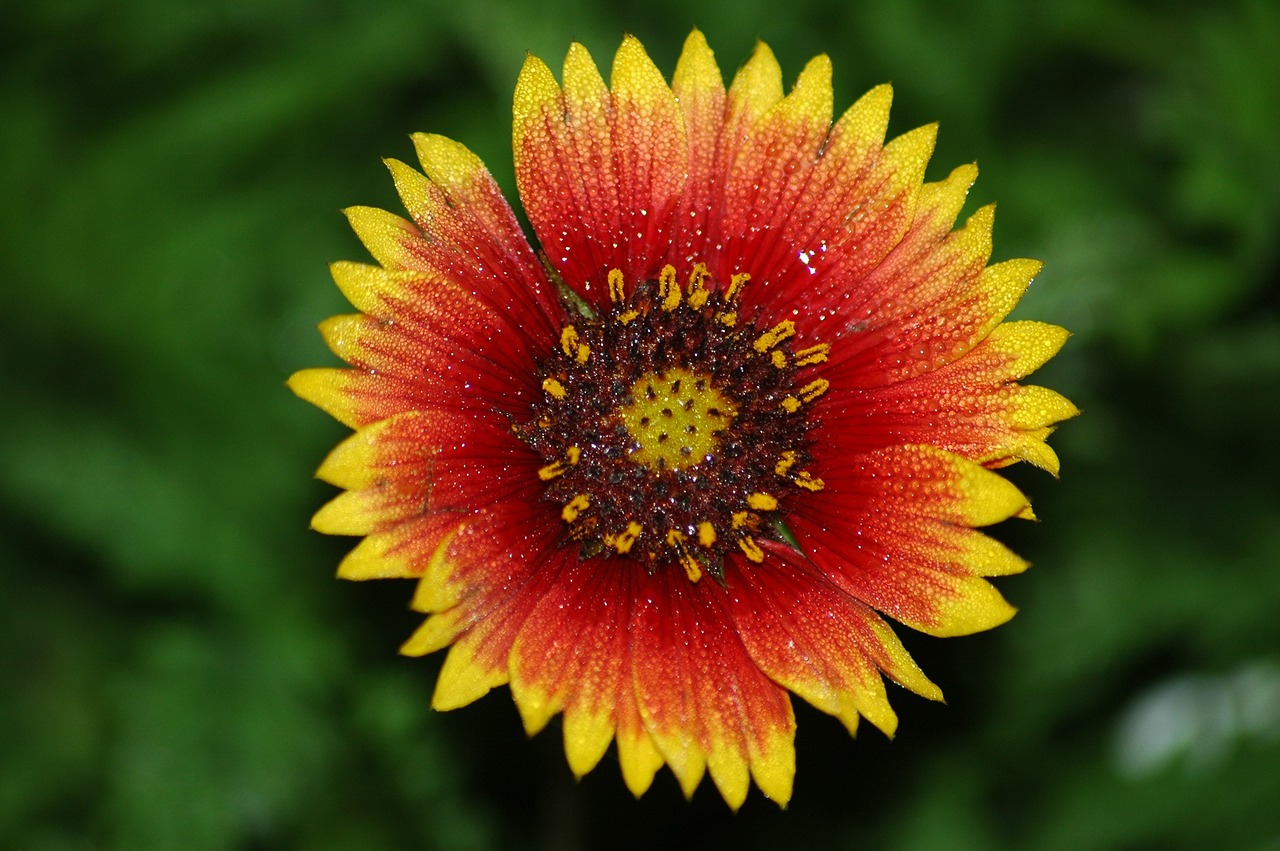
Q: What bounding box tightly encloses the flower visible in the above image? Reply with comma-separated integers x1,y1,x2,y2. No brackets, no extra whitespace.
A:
289,31,1077,809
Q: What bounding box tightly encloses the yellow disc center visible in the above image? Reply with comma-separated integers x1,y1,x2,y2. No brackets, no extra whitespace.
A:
618,368,738,471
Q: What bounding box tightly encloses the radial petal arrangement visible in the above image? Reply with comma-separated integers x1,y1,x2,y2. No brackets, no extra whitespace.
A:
290,30,1077,809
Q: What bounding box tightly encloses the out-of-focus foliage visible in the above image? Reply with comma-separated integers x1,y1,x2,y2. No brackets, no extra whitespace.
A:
2,0,1277,848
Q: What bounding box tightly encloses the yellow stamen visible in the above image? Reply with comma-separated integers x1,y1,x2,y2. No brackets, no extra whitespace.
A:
747,492,778,511
560,325,579,356
608,268,626,303
770,349,788,369
775,451,798,476
799,378,829,402
794,471,825,492
781,396,802,413
658,265,682,311
724,272,750,303
687,264,711,309
542,377,567,399
665,530,703,582
610,521,643,554
697,521,717,547
679,552,703,583
718,311,737,327
731,511,750,530
538,445,582,481
618,309,640,325
538,461,567,481
738,535,764,562
562,494,591,522
754,320,796,353
795,343,830,366
560,326,590,364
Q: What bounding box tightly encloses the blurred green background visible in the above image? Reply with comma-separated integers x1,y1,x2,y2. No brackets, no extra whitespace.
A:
3,0,1279,848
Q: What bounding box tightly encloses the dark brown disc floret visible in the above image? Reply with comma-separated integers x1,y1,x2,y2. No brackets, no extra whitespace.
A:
514,264,829,583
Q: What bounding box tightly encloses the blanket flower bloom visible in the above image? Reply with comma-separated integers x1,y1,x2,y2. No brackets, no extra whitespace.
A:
290,31,1077,808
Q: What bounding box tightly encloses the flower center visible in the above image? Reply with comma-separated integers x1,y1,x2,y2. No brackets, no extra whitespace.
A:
516,264,829,583
618,368,737,472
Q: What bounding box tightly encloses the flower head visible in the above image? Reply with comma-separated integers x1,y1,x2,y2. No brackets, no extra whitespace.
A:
290,31,1077,808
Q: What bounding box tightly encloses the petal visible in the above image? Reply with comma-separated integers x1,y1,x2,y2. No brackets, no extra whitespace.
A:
611,36,688,262
288,367,362,428
822,198,1035,385
307,407,541,585
508,556,799,809
749,83,895,296
328,260,415,316
295,262,551,426
835,120,939,268
719,54,835,287
791,445,1031,637
509,559,634,776
514,37,688,309
629,568,796,808
728,544,942,738
329,514,460,580
287,367,431,429
380,140,561,337
818,320,1077,472
832,165,990,353
396,500,568,708
615,686,667,798
312,408,536,522
705,71,943,327
315,279,541,417
663,39,787,274
671,29,725,129
666,30,728,268
344,205,422,270
513,48,617,307
724,40,785,139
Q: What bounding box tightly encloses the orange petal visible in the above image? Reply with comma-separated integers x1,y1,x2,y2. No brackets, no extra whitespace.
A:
399,503,567,708
314,284,542,411
663,30,729,268
383,139,559,330
628,568,796,808
718,55,834,294
514,37,688,309
729,545,942,738
508,559,633,776
792,445,1031,637
822,320,1075,472
733,83,894,309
